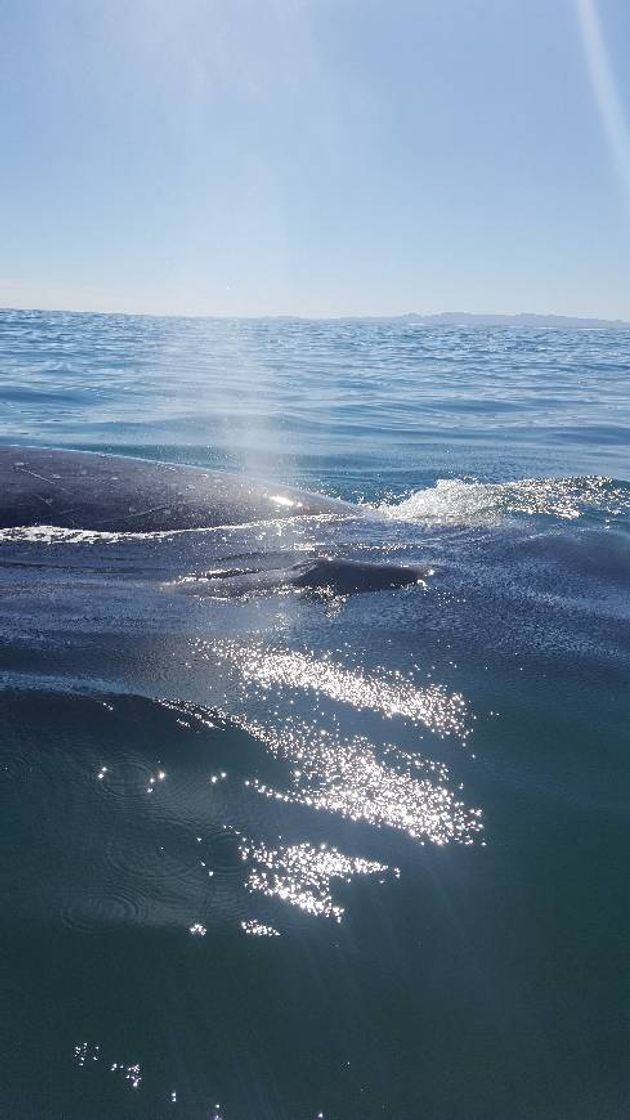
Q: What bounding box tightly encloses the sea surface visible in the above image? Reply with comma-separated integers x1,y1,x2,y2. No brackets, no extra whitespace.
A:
0,308,629,1119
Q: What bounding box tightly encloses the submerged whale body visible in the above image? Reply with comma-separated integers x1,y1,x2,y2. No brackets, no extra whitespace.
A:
187,556,426,596
0,447,427,595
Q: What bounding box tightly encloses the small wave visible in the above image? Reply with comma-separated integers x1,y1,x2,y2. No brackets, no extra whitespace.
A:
376,475,629,526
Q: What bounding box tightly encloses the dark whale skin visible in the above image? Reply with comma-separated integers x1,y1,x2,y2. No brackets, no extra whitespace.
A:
290,557,426,593
184,557,428,597
0,446,354,531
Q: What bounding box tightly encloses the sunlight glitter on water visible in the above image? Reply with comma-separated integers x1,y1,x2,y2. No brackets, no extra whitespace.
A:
238,838,394,922
239,718,483,846
240,918,280,937
211,641,470,739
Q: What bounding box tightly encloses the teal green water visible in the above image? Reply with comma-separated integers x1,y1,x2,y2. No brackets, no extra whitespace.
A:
0,309,629,1118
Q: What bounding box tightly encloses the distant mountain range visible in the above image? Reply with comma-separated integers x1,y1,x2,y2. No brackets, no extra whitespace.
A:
3,306,629,328
390,312,629,329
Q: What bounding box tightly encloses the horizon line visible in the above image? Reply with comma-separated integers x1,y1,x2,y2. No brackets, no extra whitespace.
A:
1,304,629,327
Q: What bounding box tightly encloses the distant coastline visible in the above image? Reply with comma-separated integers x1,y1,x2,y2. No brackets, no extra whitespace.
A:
362,312,630,329
1,306,629,328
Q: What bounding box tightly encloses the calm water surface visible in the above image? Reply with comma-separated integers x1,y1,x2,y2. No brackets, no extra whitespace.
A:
0,309,629,1118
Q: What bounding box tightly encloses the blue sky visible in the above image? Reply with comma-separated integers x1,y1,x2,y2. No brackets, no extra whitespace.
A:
2,0,630,318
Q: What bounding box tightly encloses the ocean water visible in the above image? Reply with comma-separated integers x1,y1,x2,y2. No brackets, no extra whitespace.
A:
0,308,629,1119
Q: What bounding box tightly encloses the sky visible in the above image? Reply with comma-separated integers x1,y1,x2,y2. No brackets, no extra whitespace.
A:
1,0,630,319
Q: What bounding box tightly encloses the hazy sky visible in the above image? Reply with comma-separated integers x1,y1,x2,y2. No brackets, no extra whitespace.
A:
2,0,630,318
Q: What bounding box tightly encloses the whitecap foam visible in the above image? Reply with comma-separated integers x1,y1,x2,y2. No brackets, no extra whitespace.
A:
376,476,628,527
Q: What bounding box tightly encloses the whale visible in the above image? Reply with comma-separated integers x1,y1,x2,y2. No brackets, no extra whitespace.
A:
179,556,428,597
0,446,352,531
0,447,427,595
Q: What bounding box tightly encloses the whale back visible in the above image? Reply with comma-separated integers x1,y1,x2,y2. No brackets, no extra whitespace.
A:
0,447,353,531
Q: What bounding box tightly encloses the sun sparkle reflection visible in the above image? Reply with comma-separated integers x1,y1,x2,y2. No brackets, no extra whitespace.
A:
238,837,392,922
238,718,483,846
212,640,470,739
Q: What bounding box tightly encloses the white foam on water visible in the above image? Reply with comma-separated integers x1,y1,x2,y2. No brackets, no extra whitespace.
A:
375,475,628,527
0,512,345,546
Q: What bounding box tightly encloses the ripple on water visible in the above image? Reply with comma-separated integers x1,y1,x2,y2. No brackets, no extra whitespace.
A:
60,888,152,932
0,674,481,936
0,690,257,932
